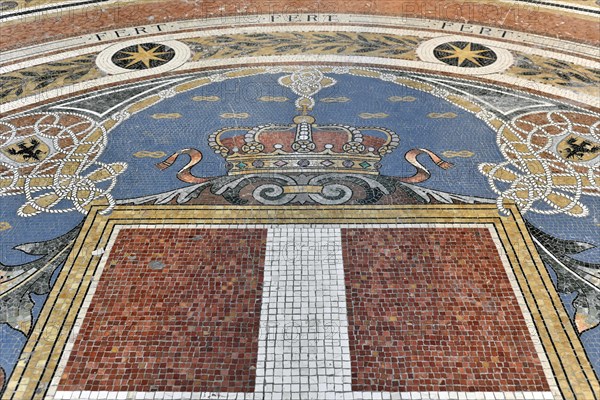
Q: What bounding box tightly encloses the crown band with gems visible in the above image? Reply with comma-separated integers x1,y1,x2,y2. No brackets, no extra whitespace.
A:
208,115,400,175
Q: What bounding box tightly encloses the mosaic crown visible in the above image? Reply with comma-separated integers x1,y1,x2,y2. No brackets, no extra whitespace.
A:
209,115,400,175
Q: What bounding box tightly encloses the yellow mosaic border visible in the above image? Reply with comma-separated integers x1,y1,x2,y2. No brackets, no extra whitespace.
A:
3,204,599,399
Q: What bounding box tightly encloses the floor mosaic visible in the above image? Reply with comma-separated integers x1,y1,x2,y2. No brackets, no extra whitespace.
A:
0,3,599,399
58,228,267,393
343,228,551,393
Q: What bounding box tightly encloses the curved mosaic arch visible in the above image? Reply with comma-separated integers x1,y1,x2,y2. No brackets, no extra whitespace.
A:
1,18,599,114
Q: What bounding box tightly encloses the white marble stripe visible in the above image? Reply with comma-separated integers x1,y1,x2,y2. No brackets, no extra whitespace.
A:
255,227,352,399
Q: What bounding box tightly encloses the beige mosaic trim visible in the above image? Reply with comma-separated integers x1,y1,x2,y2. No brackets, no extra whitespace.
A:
183,32,422,62
0,54,101,105
508,52,600,98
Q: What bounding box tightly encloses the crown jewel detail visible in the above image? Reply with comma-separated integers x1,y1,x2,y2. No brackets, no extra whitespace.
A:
209,115,400,175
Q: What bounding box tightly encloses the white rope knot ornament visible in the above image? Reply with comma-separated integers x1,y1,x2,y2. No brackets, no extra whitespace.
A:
479,110,599,217
0,112,127,217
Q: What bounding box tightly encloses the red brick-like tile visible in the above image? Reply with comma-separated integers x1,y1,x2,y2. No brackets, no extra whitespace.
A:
58,228,267,393
342,227,550,392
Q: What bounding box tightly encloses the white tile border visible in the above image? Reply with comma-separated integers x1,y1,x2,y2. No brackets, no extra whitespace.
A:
51,391,555,399
97,223,494,230
46,223,558,400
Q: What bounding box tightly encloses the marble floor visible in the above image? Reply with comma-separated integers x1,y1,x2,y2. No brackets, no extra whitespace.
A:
0,1,599,399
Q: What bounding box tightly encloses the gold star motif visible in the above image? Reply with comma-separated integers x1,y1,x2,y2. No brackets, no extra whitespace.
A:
437,43,493,67
116,45,172,69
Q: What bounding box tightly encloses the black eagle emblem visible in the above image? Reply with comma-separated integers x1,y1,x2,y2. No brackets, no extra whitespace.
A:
6,139,47,162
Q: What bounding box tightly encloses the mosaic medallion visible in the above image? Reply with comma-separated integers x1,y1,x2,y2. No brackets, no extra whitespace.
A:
433,41,498,68
95,40,191,75
416,36,513,75
110,43,175,70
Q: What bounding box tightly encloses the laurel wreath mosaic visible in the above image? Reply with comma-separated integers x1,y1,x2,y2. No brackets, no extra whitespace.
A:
184,32,423,61
0,54,100,104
